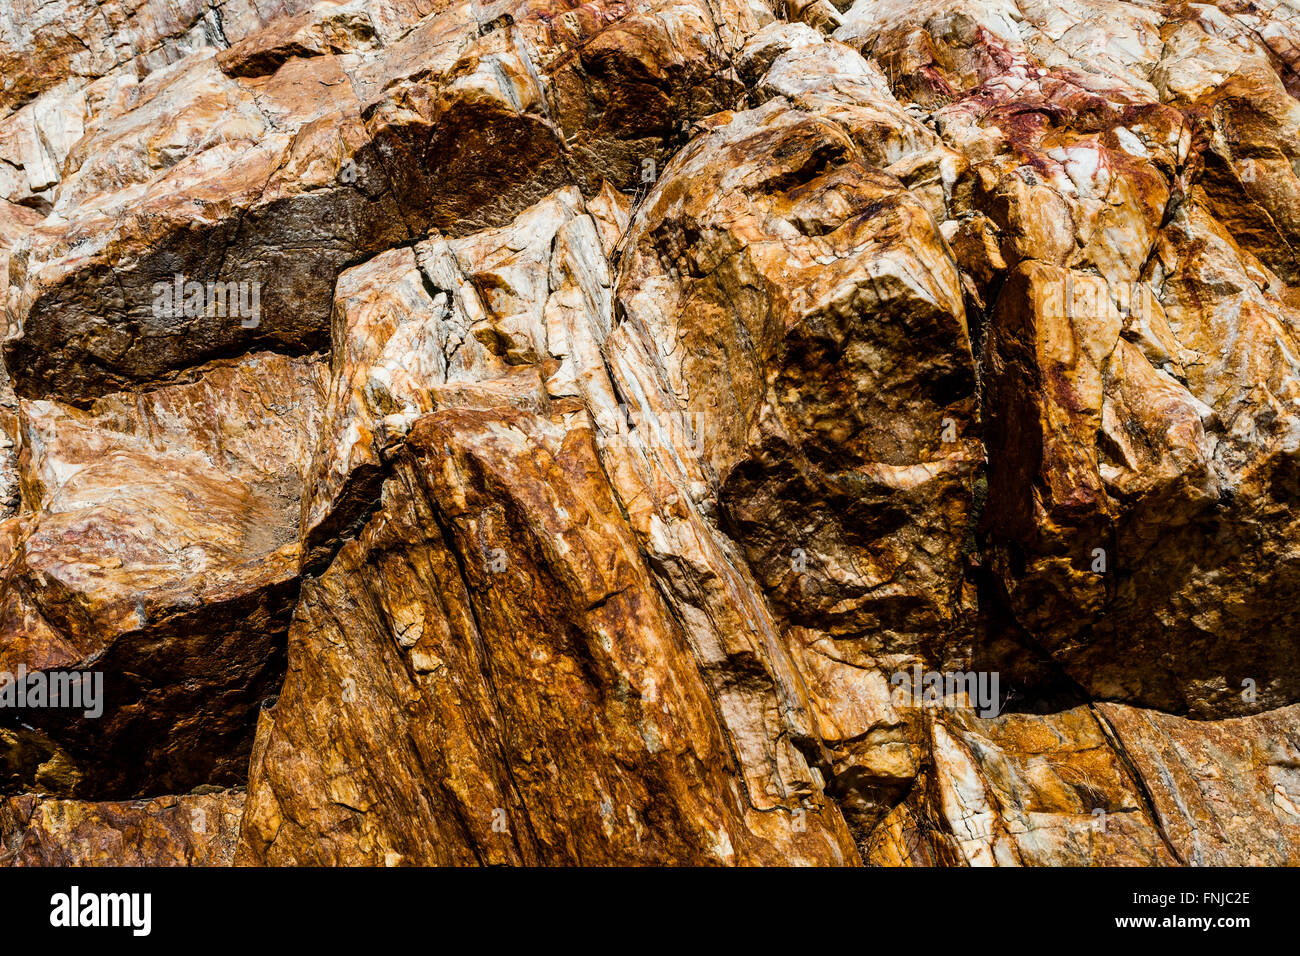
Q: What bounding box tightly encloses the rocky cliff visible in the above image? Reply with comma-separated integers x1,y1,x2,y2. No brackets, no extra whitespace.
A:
1,0,1298,866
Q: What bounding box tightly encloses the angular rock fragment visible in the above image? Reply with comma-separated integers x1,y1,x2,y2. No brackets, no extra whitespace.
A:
1095,702,1300,866
866,706,1178,866
866,703,1300,866
617,27,980,829
0,0,439,209
300,189,576,564
0,352,325,798
216,1,384,78
5,0,766,404
843,0,1300,718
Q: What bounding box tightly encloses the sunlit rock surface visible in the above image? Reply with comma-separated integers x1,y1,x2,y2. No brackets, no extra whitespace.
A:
865,703,1300,866
0,352,324,798
0,789,244,865
2,0,1300,865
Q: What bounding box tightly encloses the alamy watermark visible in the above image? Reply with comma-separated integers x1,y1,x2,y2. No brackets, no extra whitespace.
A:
50,886,150,936
0,666,103,718
890,665,1001,718
152,274,261,328
604,402,708,458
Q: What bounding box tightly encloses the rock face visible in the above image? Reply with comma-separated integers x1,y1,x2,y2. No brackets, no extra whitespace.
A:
865,703,1300,866
2,0,1300,865
1,350,324,798
0,789,244,865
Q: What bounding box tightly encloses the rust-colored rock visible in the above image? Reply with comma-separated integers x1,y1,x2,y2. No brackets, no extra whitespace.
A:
240,407,857,864
1,789,244,865
866,703,1300,866
0,352,324,798
4,0,763,403
1,0,1299,867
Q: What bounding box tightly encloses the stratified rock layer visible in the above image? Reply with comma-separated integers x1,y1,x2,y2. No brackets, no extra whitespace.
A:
240,408,857,864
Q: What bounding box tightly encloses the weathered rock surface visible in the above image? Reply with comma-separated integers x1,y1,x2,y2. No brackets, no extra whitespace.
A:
0,198,37,516
0,789,244,865
865,703,1300,866
240,407,857,864
0,351,324,798
1,0,1299,866
616,30,981,831
3,0,765,403
833,0,1300,720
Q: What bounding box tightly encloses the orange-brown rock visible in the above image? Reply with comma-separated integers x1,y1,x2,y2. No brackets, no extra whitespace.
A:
834,0,1300,719
0,352,324,798
1,0,1300,868
866,703,1300,866
1,789,244,865
613,31,981,831
239,407,858,865
4,0,764,403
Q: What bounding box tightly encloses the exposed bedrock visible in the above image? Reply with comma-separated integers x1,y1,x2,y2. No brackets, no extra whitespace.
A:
1,0,1299,865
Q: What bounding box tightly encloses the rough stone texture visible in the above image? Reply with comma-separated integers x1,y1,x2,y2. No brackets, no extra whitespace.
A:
0,0,439,209
865,703,1300,867
1,0,1299,866
0,351,325,798
615,29,980,832
0,789,244,865
0,198,38,517
239,408,857,865
1095,702,1300,866
833,0,1300,720
3,0,766,403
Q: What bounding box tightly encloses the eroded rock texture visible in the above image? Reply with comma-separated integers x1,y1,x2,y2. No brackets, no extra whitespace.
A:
0,789,244,865
0,350,323,798
2,0,1299,865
